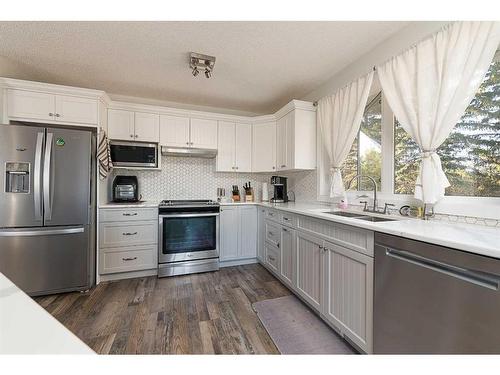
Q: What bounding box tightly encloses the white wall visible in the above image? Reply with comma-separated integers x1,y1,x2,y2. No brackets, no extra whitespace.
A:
302,21,450,101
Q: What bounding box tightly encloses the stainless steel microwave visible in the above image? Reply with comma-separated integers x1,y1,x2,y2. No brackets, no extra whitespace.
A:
109,141,158,168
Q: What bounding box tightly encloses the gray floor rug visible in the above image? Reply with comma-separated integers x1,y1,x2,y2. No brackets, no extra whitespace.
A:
252,295,356,354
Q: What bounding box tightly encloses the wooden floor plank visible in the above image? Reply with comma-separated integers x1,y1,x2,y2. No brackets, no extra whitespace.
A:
34,263,291,354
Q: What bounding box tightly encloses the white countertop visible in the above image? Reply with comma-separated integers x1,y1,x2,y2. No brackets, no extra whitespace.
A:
99,201,159,208
99,199,500,259
256,201,500,259
0,273,94,354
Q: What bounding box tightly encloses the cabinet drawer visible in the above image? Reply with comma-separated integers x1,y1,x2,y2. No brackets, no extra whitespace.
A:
265,243,280,274
280,212,297,227
266,209,279,222
298,216,374,257
99,221,157,248
100,208,157,222
100,246,157,274
265,221,281,247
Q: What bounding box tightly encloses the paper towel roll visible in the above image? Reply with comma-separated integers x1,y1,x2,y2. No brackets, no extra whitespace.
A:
262,182,269,202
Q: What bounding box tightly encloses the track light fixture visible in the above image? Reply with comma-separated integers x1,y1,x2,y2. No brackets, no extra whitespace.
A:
190,52,215,79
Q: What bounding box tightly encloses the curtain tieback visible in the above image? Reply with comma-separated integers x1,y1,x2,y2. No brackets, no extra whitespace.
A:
420,149,437,158
330,166,341,174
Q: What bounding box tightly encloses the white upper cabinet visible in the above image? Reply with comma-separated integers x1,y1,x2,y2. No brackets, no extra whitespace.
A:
217,121,236,172
108,109,160,142
7,89,98,125
55,95,98,125
252,121,276,172
8,90,55,121
235,123,252,172
190,118,218,149
107,109,135,141
276,105,316,171
134,112,159,142
216,121,252,172
159,115,190,147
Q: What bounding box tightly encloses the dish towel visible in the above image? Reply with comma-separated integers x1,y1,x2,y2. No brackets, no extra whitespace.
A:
97,130,113,180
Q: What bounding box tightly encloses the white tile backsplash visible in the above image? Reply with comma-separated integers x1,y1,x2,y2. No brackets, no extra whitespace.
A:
111,156,318,203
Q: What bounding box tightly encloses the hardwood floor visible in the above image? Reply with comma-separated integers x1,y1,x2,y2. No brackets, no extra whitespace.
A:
35,264,291,354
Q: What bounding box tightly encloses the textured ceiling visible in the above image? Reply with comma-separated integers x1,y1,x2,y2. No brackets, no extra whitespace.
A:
0,21,410,114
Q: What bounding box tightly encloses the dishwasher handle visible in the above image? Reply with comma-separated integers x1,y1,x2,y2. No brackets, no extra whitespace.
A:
384,246,500,291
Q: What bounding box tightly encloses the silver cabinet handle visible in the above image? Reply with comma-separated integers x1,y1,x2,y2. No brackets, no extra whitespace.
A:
277,242,280,248
49,112,54,117
272,166,275,169
283,217,290,221
122,232,138,236
283,228,288,232
268,231,274,236
123,212,138,216
134,134,138,138
281,164,286,168
268,256,276,262
130,134,134,138
122,257,137,261
318,245,324,249
55,113,61,117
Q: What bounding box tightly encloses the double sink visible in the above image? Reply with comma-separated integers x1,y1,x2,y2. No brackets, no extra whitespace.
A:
323,211,397,222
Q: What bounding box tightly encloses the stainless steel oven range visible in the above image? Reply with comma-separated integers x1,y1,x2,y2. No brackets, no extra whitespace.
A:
158,200,220,277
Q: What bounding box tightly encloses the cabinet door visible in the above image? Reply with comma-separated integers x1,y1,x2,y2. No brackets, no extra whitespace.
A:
216,121,235,172
296,231,323,311
276,115,287,171
219,206,239,261
55,95,98,125
252,122,276,172
190,118,218,149
257,207,266,262
239,206,257,258
134,112,159,142
107,109,135,141
323,241,373,353
280,226,295,287
7,89,55,121
234,123,252,172
159,115,190,147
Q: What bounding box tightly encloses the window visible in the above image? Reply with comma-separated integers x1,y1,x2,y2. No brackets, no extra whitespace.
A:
394,58,500,197
342,92,382,191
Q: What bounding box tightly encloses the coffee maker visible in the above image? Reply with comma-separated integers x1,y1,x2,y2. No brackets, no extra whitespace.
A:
270,176,288,203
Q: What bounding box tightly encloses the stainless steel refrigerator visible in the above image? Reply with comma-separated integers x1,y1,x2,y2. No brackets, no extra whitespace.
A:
0,123,95,296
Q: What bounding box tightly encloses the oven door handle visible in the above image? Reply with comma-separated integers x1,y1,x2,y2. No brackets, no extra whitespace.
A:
159,213,220,218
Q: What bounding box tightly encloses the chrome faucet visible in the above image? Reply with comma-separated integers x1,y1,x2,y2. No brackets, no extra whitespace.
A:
347,174,379,213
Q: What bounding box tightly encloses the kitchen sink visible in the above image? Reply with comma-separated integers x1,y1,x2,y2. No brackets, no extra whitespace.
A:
324,211,365,218
323,211,397,222
355,216,397,222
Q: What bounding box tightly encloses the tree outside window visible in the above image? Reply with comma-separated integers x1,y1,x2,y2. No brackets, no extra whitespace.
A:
394,58,500,197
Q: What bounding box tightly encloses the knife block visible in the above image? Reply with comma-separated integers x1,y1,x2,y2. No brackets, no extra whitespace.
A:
245,188,254,202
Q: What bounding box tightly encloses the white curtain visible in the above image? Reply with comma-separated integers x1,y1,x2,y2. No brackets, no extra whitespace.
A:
318,71,374,199
377,21,500,204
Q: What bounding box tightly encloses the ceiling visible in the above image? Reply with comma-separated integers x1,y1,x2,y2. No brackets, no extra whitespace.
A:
0,21,410,114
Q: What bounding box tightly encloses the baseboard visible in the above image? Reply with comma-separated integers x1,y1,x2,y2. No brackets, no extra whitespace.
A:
99,268,157,282
219,257,259,268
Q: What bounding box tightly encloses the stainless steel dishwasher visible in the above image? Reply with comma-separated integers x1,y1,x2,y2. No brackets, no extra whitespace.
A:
374,232,500,354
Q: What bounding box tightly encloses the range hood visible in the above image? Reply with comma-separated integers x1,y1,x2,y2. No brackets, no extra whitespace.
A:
161,146,218,158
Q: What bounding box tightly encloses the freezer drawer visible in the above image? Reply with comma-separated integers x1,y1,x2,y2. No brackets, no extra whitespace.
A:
374,232,500,354
0,226,91,295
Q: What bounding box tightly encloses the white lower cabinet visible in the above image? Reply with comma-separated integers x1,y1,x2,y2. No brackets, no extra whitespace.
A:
99,207,158,275
322,240,373,353
295,231,323,312
257,207,266,262
279,226,295,288
257,209,374,353
219,205,257,261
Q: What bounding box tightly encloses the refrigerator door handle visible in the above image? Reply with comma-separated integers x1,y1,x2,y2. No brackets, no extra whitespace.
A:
34,132,44,221
43,132,53,221
0,227,84,237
